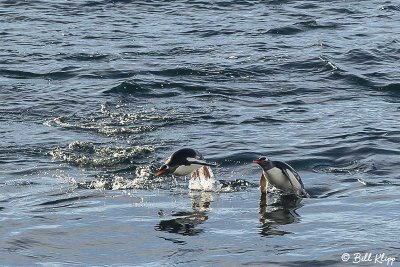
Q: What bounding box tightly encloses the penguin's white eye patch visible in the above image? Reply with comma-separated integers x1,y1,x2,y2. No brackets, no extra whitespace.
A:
161,165,169,170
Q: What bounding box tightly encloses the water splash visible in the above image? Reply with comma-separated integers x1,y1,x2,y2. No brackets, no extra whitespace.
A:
313,160,376,174
49,141,154,167
69,167,253,193
188,166,222,191
100,102,178,125
44,115,154,136
75,176,149,190
188,177,222,192
44,102,179,137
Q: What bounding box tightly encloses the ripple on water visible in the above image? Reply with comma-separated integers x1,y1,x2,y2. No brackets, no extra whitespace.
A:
104,80,197,97
0,67,79,80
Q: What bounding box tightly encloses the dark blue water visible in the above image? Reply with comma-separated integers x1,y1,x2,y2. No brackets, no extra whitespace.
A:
1,1,400,266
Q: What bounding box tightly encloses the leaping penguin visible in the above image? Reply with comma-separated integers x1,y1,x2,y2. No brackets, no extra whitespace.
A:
156,148,215,178
253,157,309,198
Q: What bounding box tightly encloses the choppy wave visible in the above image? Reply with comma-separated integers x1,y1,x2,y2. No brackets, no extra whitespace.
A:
0,67,78,80
104,81,150,94
380,5,400,11
266,20,340,35
379,83,400,93
105,80,207,97
2,0,400,265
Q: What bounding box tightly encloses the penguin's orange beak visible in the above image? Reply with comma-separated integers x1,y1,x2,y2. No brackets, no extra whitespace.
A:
253,159,263,165
156,169,168,176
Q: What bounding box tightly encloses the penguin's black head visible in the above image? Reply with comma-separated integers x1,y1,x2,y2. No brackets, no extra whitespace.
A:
156,164,172,176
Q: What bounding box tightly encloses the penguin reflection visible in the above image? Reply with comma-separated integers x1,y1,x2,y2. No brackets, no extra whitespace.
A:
259,193,302,237
156,192,212,236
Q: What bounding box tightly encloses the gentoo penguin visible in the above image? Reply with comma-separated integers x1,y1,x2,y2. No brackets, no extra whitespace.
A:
156,148,215,178
253,157,309,198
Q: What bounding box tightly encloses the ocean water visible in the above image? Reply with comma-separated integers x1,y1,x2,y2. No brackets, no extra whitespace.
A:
1,1,400,266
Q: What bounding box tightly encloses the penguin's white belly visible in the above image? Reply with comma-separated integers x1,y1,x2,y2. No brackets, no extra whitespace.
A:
265,168,292,190
173,164,202,176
